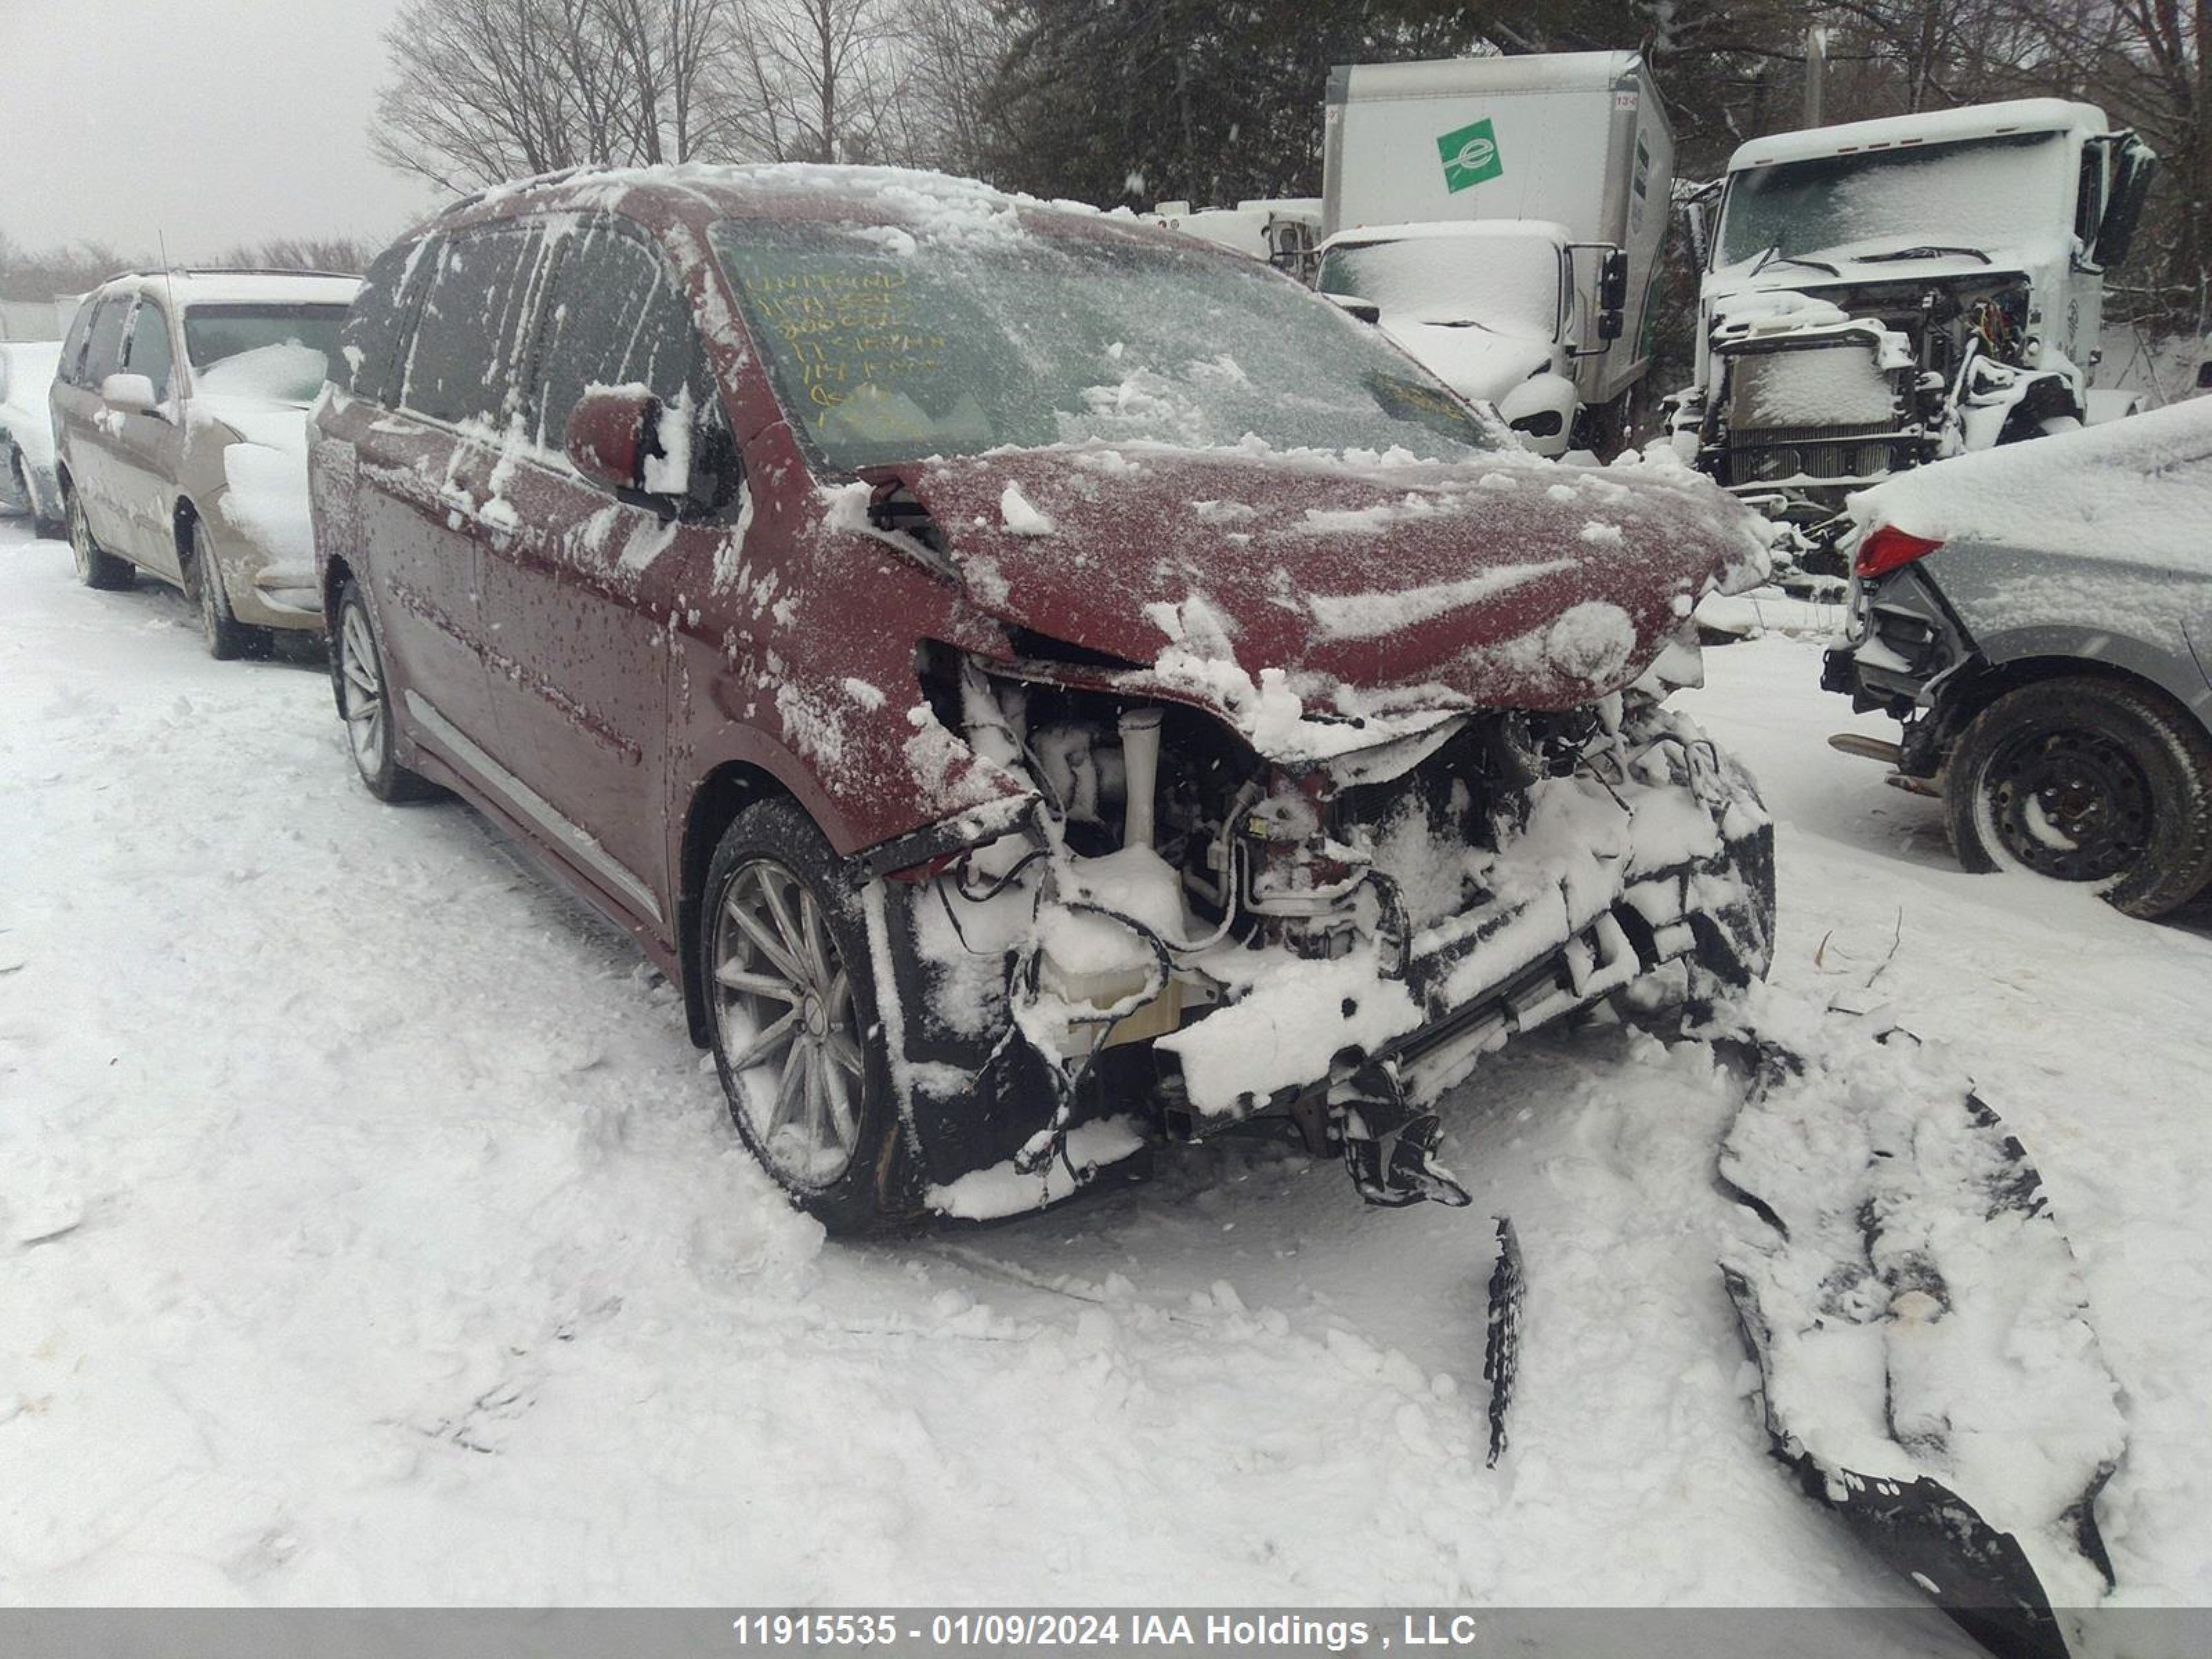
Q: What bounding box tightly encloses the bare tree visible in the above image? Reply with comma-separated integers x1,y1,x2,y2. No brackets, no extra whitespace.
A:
370,0,739,191
718,0,914,164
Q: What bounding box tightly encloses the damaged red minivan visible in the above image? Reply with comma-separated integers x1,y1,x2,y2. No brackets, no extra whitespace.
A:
310,165,1776,1232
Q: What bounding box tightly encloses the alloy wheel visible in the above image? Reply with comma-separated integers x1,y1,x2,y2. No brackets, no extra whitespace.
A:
68,497,92,581
338,603,386,780
712,857,865,1189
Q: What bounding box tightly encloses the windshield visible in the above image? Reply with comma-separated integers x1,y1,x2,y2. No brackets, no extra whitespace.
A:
711,217,1500,471
1717,131,2069,268
1315,235,1562,340
184,303,348,401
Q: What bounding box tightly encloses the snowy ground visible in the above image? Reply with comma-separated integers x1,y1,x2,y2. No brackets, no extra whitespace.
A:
3,514,2209,1627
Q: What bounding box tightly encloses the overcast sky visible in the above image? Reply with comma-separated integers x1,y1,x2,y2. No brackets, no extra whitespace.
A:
2,0,438,261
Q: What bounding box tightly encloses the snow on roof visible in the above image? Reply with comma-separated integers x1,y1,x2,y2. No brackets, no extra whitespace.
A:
102,271,362,309
1727,98,2109,174
1319,219,1573,253
1333,50,1642,102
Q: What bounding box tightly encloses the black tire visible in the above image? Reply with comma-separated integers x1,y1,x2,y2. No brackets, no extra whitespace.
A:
702,796,911,1235
66,487,133,590
186,518,262,661
1943,676,2212,919
333,579,439,803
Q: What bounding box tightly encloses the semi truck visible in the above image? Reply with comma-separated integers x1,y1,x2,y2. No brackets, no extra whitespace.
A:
1318,50,1674,457
1670,97,2157,567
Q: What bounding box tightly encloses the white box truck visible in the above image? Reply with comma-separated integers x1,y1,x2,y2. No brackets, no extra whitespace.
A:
1318,50,1673,455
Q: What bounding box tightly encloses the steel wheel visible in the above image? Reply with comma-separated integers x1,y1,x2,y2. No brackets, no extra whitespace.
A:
338,602,386,782
1980,725,2150,884
712,856,865,1190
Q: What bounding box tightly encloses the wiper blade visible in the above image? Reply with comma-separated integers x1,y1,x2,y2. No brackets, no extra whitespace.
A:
1857,245,1993,265
1750,245,1841,278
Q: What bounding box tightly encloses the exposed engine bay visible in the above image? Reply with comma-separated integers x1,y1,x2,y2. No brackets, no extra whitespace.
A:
870,648,1776,1221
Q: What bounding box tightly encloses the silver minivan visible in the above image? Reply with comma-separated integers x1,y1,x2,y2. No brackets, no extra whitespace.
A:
50,268,359,657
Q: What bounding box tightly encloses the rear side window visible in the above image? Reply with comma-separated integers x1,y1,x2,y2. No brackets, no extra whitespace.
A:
339,236,433,404
82,296,133,390
124,301,175,401
402,225,544,427
531,221,706,451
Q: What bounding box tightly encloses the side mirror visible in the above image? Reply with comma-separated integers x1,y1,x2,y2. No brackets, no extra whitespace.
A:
2092,133,2158,270
566,385,660,496
1598,249,1630,313
1678,178,1722,272
102,372,158,414
1322,292,1381,324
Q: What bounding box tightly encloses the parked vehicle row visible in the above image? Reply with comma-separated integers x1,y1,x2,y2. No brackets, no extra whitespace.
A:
47,268,361,656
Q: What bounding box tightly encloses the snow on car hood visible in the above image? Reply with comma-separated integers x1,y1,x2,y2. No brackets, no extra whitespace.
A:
890,442,1770,759
1377,321,1557,409
193,394,315,566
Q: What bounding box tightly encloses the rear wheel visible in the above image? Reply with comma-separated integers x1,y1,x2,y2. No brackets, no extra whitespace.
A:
703,798,909,1234
187,519,261,661
335,580,438,803
1944,677,2212,919
67,488,133,590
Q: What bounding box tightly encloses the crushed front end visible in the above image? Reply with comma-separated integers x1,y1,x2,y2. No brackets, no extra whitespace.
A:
872,653,1774,1221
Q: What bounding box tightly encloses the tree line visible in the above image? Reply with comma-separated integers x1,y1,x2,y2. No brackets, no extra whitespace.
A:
4,0,2202,344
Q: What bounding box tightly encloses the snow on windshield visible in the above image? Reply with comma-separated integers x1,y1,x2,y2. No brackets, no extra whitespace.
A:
185,304,347,402
711,217,1501,470
1315,234,1561,340
1718,131,2069,267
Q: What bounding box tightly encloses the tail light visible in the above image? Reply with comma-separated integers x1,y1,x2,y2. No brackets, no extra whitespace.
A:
1854,525,1943,579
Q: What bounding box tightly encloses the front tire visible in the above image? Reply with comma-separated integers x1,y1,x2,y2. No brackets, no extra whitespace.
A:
1944,676,2212,919
67,488,133,590
334,580,438,803
187,519,261,661
702,798,910,1234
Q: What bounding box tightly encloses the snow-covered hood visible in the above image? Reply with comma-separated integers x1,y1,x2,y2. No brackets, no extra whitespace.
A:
1377,321,1557,409
889,444,1769,742
191,395,315,564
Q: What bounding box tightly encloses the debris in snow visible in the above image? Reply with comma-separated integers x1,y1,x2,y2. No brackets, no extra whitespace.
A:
1718,1005,2127,1624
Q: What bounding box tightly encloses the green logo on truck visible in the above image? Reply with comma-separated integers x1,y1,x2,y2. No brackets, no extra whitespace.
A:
1436,118,1502,192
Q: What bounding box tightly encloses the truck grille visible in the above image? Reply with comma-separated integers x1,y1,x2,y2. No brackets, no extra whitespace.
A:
1725,424,1909,485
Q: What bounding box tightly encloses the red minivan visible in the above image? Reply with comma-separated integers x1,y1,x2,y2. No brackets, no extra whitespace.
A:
310,165,1776,1233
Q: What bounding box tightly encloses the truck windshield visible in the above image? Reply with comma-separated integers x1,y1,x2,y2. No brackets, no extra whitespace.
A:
1315,234,1562,341
712,218,1501,471
1717,131,2068,268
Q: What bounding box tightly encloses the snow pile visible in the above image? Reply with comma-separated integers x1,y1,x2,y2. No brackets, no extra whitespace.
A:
998,480,1055,536
1850,393,2212,571
205,400,315,563
1718,999,2126,1609
1315,223,1568,339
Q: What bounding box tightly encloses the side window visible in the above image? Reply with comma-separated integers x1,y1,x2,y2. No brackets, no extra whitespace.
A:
124,301,175,402
532,223,707,453
59,297,97,386
401,225,543,427
339,236,434,404
82,296,133,391
2074,144,2104,247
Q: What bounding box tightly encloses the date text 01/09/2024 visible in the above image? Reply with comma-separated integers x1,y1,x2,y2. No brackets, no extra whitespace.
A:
728,1613,1486,1649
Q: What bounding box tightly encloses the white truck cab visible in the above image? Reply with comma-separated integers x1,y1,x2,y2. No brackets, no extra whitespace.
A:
1314,220,1593,456
1674,97,2157,561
